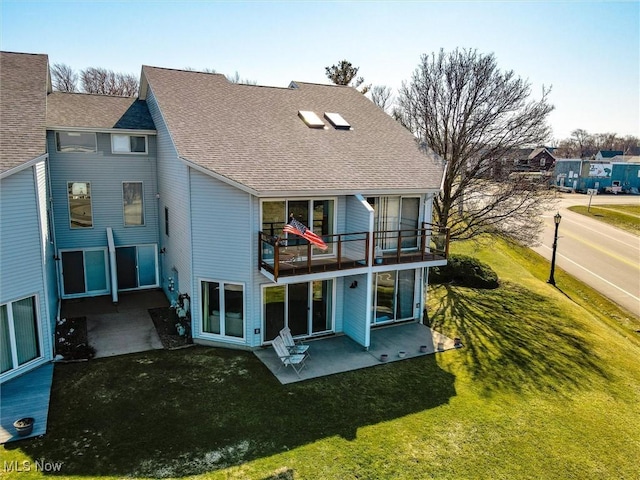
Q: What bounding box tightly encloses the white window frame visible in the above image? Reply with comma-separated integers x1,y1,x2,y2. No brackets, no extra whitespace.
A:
111,134,148,155
199,279,246,342
67,181,93,229
122,181,145,227
55,131,97,153
0,294,43,378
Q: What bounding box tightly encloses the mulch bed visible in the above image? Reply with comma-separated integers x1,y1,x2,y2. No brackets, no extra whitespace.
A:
55,316,95,360
148,307,192,349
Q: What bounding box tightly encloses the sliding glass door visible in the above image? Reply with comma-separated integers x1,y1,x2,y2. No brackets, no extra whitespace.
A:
263,280,334,342
372,269,416,324
368,196,420,251
262,198,335,256
1,296,40,375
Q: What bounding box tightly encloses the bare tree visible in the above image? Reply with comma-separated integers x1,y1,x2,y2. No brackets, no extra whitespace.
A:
325,59,370,94
51,63,78,92
370,85,393,112
226,71,257,85
395,48,555,244
80,67,139,96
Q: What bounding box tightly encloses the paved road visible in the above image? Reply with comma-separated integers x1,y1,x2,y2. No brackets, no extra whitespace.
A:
532,193,640,317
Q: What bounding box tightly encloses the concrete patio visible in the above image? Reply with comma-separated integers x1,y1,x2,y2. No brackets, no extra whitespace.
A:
61,290,167,358
254,322,459,384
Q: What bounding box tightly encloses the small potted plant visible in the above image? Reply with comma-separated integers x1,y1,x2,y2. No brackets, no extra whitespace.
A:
380,353,389,362
13,417,34,437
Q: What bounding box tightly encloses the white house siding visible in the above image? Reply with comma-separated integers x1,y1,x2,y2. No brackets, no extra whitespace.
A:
190,170,254,345
141,88,192,304
0,165,53,382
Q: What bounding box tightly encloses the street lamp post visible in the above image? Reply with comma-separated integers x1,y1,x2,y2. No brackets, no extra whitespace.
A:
547,212,562,286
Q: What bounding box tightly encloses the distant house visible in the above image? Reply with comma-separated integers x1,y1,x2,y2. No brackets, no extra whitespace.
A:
1,51,448,383
594,150,624,161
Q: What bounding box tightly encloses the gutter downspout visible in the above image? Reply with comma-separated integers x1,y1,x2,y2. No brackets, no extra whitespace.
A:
106,227,118,304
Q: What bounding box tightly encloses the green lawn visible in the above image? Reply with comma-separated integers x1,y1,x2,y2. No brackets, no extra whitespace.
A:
3,239,640,479
568,203,640,235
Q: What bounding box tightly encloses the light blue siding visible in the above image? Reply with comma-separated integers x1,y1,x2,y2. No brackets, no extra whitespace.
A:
342,273,369,347
0,165,53,382
48,132,159,250
145,88,192,304
190,169,253,344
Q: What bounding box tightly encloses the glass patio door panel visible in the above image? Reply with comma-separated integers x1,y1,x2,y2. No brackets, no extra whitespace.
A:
85,250,107,292
311,280,333,333
201,281,221,334
262,201,286,236
396,269,416,320
13,296,39,365
116,246,137,289
62,251,85,294
287,282,309,336
263,285,285,342
287,201,309,249
0,306,11,373
137,245,157,286
400,198,420,249
313,200,334,255
373,271,396,323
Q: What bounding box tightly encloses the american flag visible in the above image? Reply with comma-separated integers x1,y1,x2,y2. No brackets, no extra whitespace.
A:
283,216,328,251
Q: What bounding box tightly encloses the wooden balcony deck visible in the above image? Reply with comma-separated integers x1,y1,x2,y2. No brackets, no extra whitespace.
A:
259,224,449,281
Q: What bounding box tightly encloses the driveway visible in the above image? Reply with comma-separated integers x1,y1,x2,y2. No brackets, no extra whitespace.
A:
533,193,640,316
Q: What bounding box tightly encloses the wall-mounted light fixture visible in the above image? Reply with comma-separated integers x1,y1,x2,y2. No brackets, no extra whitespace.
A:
349,281,358,289
160,247,166,254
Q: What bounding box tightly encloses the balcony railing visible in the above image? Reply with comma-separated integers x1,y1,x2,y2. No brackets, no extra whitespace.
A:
259,222,449,281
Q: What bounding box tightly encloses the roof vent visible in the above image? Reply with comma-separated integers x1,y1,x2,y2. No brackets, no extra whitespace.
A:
298,110,325,129
324,112,351,130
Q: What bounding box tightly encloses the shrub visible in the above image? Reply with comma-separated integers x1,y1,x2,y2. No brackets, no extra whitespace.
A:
430,254,499,289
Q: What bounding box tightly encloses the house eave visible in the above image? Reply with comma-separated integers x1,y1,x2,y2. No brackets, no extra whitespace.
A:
46,126,157,135
0,153,48,180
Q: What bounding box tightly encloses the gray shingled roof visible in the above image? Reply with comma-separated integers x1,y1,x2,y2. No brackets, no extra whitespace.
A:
0,52,49,174
46,92,155,131
598,150,624,158
142,66,444,195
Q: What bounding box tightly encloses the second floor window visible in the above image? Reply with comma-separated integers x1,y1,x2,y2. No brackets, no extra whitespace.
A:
56,132,97,153
68,182,92,229
123,182,144,226
111,134,147,154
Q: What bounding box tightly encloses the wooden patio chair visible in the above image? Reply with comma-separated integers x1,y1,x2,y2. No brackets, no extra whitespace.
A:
279,327,310,357
272,335,307,377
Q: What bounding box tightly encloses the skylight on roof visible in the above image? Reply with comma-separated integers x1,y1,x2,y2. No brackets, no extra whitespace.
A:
324,112,351,130
298,110,325,128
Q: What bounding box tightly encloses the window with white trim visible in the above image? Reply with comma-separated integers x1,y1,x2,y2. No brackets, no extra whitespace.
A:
111,134,147,154
123,182,144,226
56,132,97,153
201,281,244,338
68,182,93,228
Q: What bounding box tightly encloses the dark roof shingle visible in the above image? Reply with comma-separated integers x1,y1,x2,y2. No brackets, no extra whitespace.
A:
46,92,155,130
142,67,444,195
0,52,49,174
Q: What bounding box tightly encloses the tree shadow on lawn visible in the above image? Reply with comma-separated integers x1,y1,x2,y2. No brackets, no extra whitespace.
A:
428,283,611,397
11,346,456,478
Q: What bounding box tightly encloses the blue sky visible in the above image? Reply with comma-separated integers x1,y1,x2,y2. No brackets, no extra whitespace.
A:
1,0,638,140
